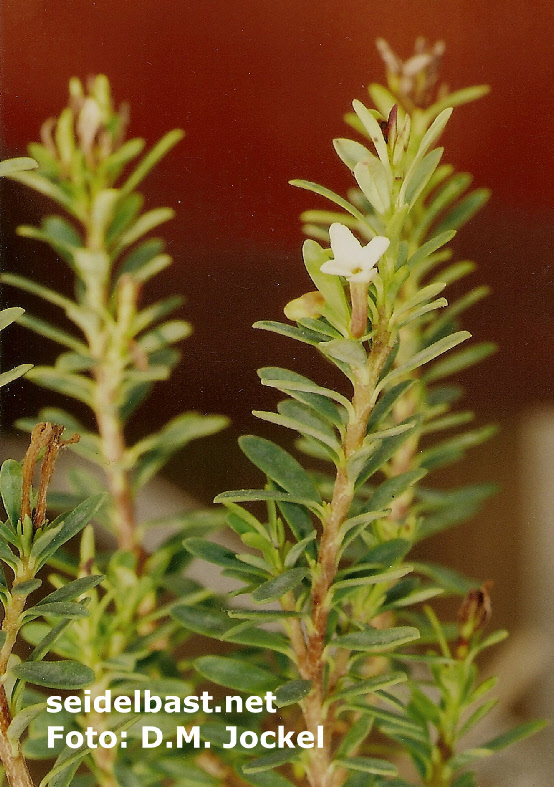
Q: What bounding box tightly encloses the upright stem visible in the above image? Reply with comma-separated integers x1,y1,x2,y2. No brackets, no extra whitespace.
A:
0,573,36,787
84,227,138,555
93,363,136,552
0,425,79,787
428,740,453,787
0,686,34,787
294,335,391,787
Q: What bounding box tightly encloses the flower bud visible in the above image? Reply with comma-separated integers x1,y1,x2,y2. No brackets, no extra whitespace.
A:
284,291,325,321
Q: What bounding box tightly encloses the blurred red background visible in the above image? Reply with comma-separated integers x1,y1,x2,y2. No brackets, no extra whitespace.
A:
0,2,553,616
1,0,552,415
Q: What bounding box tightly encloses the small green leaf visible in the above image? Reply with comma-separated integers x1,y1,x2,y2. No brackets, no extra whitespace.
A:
351,99,391,176
31,494,106,568
284,532,316,568
354,157,390,214
414,173,472,243
335,715,374,758
258,366,350,419
238,764,296,786
333,138,374,171
423,342,496,382
25,601,89,620
320,339,367,370
13,579,42,596
224,625,290,655
119,129,185,197
118,237,165,276
172,604,230,637
254,409,340,455
458,699,498,737
363,539,412,565
242,749,300,775
12,660,95,689
426,85,490,118
0,364,34,388
0,459,23,526
9,171,82,219
335,626,419,652
252,568,308,603
239,436,321,503
368,83,398,116
334,671,407,700
290,179,373,230
415,108,453,163
254,319,328,346
106,192,143,245
114,207,175,256
434,189,491,235
407,230,456,270
278,398,340,443
227,608,302,621
0,306,25,331
368,470,426,511
419,425,497,471
366,380,415,431
301,238,351,326
0,157,38,177
101,136,145,180
183,538,243,569
448,720,548,771
339,756,397,776
18,313,87,353
413,562,477,594
25,617,78,664
274,679,312,707
404,148,444,208
131,412,227,489
7,703,47,743
333,565,413,592
356,418,420,487
38,575,104,605
377,332,470,393
194,656,278,693
215,489,319,509
26,367,94,406
0,274,73,311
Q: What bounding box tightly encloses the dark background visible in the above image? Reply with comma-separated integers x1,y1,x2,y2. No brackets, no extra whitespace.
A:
1,0,553,631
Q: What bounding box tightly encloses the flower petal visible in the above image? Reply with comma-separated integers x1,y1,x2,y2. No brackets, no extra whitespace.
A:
329,223,363,263
320,259,353,277
361,235,390,266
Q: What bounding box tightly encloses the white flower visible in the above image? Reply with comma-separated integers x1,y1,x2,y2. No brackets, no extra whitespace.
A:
321,223,390,283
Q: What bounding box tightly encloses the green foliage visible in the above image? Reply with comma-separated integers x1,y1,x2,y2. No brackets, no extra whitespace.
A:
0,44,544,787
178,38,542,787
1,80,229,787
2,75,228,542
0,441,105,786
0,157,39,391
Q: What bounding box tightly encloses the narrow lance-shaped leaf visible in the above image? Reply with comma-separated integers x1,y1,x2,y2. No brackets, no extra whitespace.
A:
252,568,308,603
194,656,279,693
239,435,321,503
0,157,38,177
119,129,185,197
335,626,420,651
12,660,95,690
0,459,23,526
375,331,470,397
290,179,378,233
0,365,34,388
